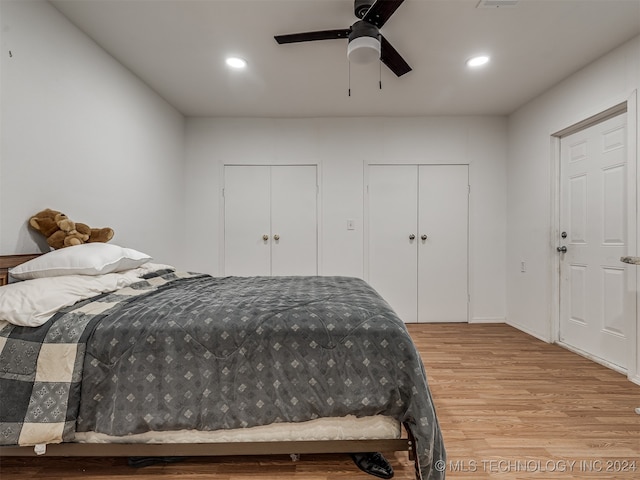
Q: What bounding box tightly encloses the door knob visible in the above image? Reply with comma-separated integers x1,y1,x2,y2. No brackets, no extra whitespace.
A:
262,234,269,241
557,246,567,253
273,234,280,241
409,234,416,240
421,234,428,240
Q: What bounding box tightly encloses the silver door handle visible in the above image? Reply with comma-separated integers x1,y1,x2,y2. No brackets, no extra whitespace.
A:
557,246,567,253
409,234,416,240
273,234,280,241
421,234,428,240
262,234,269,241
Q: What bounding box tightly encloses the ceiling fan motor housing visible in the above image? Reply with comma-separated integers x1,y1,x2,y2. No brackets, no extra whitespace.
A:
349,20,379,41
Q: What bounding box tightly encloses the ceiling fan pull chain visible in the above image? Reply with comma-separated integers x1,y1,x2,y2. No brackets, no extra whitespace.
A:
348,61,351,97
379,55,382,90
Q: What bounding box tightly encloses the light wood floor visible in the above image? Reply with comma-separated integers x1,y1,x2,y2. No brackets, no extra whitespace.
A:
1,323,638,479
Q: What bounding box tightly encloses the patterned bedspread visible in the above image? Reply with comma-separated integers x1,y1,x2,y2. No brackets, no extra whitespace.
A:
0,272,445,480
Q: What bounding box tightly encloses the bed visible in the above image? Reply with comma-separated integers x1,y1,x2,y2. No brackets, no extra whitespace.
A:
0,244,445,479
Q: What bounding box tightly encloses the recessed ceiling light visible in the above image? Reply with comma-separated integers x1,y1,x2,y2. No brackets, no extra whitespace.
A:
466,55,490,68
225,57,247,69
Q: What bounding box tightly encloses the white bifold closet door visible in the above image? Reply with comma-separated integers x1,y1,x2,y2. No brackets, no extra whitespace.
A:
368,164,469,323
224,165,317,277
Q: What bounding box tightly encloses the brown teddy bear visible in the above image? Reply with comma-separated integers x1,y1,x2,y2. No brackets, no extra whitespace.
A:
83,225,115,244
28,208,72,250
29,208,114,250
56,214,90,247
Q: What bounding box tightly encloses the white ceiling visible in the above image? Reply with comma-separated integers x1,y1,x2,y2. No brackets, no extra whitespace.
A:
50,0,640,117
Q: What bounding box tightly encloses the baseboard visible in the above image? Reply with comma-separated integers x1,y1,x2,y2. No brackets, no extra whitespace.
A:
505,320,551,343
557,341,627,375
470,316,506,324
630,373,640,387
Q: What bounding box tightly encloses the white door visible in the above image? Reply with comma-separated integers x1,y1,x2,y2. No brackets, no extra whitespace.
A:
559,113,629,370
368,165,419,323
224,165,271,276
418,165,469,322
368,164,468,323
224,165,318,277
271,165,318,276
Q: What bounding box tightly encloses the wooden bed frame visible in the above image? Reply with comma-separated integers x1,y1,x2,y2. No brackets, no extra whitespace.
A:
0,437,412,458
0,253,413,460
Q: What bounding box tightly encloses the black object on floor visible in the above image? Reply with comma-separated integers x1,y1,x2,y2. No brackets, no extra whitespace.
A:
350,452,395,479
127,456,187,468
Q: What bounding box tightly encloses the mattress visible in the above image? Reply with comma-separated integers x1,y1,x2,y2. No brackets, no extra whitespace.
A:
74,415,401,444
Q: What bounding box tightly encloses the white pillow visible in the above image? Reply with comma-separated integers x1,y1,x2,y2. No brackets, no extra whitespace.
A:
9,243,152,280
0,270,150,327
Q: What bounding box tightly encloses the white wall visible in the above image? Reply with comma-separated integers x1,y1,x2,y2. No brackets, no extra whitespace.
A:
0,0,185,265
507,36,639,381
185,116,508,324
0,0,507,324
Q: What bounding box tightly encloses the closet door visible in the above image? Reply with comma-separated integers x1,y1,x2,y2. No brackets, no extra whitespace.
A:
224,165,271,276
271,165,318,276
418,165,469,322
368,165,419,323
368,164,469,323
224,165,318,277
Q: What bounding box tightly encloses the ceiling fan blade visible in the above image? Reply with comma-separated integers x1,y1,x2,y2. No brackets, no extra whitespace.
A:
274,29,351,44
380,35,411,77
362,0,405,28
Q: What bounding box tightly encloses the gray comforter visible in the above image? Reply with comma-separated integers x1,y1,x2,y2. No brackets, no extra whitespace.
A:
5,272,445,479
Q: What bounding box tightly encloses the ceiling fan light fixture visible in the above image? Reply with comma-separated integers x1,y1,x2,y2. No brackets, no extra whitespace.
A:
347,36,381,64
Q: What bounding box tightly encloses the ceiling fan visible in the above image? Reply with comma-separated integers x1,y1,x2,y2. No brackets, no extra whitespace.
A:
274,0,411,77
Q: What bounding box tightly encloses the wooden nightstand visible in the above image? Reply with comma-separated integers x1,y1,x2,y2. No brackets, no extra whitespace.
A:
0,254,42,285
